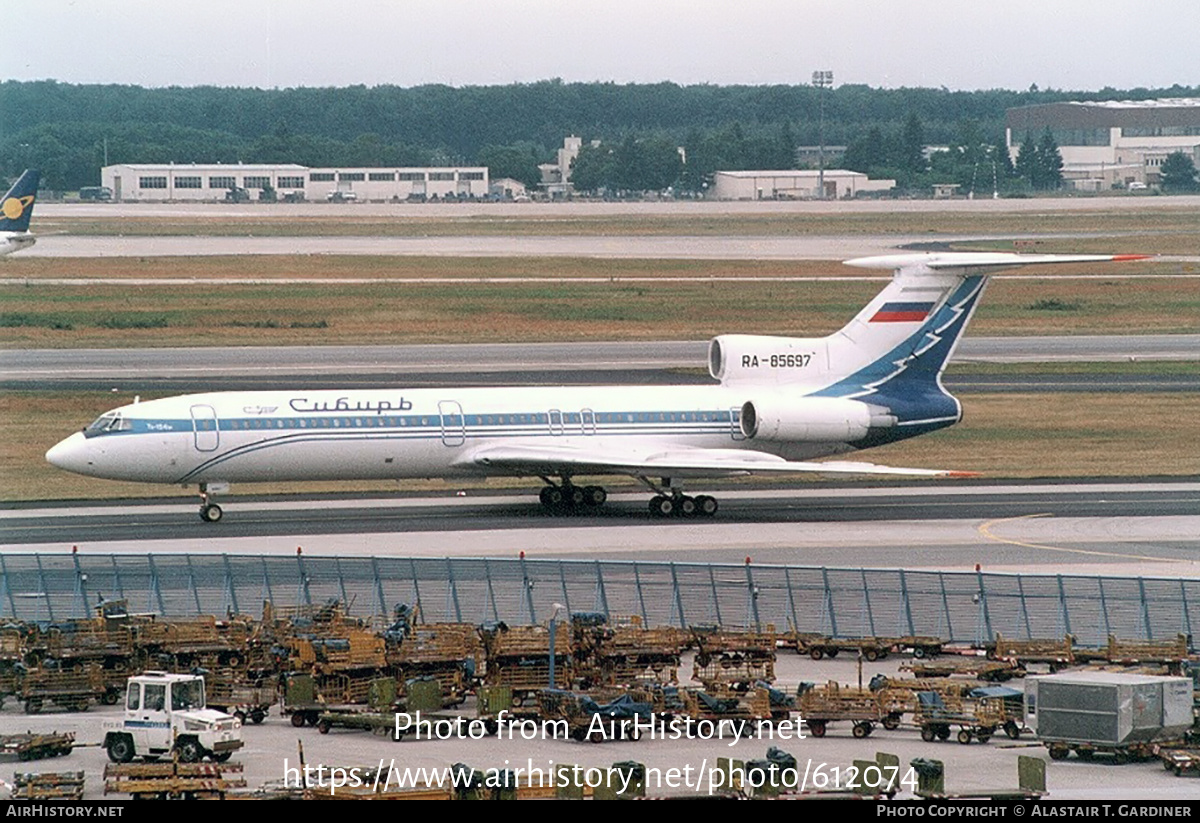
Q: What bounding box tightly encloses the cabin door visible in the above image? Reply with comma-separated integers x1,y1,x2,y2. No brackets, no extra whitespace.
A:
438,400,465,446
728,407,746,441
190,404,220,452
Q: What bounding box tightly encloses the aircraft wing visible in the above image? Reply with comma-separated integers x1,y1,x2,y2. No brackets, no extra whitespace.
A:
458,442,977,479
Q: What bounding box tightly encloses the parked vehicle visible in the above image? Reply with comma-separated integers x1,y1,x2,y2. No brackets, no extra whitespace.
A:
103,672,243,763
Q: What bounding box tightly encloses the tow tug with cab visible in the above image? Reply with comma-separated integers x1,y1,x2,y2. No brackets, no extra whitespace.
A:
103,671,243,763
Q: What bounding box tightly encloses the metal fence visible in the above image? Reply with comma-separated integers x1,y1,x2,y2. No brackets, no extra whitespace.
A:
0,553,1195,649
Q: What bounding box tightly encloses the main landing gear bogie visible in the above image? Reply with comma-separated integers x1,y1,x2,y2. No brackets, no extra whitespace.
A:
539,483,608,514
649,494,717,519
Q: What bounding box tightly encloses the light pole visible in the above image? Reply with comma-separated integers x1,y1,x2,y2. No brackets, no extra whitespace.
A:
548,602,565,689
812,70,833,200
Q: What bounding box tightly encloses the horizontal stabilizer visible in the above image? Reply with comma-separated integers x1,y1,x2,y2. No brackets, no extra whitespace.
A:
844,252,1152,274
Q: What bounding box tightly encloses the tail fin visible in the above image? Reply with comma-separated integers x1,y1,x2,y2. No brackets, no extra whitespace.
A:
814,252,1150,432
709,252,1150,440
0,169,40,233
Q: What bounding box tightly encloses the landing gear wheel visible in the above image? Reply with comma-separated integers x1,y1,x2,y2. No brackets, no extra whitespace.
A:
694,495,718,516
678,496,697,517
565,485,586,507
650,496,674,517
582,486,607,507
200,503,223,523
541,485,569,512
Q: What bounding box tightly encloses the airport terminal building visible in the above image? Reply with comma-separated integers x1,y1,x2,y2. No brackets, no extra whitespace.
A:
1006,98,1200,190
101,163,490,202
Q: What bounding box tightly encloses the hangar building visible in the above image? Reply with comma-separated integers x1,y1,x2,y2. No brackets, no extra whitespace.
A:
710,169,895,200
1006,98,1200,190
101,163,489,202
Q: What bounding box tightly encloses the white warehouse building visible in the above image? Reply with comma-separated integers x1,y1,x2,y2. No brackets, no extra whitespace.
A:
710,169,895,200
101,163,489,202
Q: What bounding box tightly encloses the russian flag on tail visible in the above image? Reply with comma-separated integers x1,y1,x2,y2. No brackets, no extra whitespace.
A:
870,301,935,323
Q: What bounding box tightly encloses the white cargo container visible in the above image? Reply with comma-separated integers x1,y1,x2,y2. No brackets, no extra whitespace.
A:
1025,671,1194,762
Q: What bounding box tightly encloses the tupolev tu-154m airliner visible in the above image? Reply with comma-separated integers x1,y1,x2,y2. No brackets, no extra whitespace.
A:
46,252,1148,522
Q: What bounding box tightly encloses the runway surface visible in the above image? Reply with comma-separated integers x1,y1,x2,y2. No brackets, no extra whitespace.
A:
38,194,1200,219
21,234,1200,262
4,335,1197,390
17,234,945,259
5,481,1198,578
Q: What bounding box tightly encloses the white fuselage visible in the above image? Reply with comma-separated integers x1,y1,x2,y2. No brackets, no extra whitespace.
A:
46,384,852,486
44,253,1144,509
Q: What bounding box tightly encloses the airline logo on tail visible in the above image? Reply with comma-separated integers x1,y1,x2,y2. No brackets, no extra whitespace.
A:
2,194,34,220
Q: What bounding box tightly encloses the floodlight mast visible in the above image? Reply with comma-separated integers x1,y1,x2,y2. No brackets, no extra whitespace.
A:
812,70,833,200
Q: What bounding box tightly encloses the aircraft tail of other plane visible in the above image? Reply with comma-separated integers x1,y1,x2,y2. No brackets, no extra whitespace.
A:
0,169,40,233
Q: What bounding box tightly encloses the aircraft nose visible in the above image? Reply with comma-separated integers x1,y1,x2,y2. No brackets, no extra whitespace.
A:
45,432,92,474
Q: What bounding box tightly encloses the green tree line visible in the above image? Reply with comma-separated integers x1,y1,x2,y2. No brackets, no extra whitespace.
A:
3,79,1194,192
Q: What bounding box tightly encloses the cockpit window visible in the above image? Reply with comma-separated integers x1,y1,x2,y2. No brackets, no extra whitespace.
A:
83,412,132,438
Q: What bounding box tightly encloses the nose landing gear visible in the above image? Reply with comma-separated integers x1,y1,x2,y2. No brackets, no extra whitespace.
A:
198,484,224,522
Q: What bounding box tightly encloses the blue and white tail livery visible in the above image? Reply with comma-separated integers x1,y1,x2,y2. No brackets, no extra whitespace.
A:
0,169,41,256
46,252,1149,521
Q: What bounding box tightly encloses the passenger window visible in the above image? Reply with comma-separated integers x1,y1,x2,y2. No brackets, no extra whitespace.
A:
126,683,140,711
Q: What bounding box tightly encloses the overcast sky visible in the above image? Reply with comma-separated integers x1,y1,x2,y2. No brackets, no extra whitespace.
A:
4,1,1197,92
